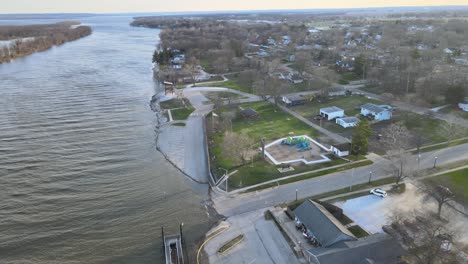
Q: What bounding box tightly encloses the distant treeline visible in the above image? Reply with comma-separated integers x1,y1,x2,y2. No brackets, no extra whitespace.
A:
0,22,92,64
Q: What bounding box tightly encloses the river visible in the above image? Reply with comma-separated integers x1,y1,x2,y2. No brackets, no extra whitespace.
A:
0,15,212,263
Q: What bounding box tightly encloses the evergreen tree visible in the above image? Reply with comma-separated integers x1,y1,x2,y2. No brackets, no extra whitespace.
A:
351,118,372,155
445,85,465,105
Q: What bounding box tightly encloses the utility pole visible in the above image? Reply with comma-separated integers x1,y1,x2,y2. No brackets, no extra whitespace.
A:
295,189,298,201
433,156,438,168
368,171,373,184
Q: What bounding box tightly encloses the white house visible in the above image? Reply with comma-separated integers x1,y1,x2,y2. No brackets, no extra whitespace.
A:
336,116,360,128
331,143,351,157
320,106,345,120
459,98,468,112
360,103,392,121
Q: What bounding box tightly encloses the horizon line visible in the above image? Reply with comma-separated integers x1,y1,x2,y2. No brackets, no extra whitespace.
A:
1,5,468,16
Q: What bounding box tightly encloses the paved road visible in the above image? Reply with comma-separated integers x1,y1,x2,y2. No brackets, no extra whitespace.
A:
212,142,468,217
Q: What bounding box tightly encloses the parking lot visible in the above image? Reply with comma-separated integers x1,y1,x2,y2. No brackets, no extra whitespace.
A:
333,185,425,234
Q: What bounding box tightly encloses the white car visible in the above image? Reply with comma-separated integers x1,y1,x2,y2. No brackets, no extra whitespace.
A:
370,188,387,197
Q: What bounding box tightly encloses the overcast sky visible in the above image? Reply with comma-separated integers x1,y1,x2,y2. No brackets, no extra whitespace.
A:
2,0,467,14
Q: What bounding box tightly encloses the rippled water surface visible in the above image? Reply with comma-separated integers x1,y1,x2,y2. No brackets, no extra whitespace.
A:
0,15,210,263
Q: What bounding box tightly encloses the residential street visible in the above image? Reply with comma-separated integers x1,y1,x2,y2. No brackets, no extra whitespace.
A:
212,142,468,217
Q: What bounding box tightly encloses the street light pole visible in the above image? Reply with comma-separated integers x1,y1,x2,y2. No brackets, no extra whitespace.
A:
368,171,373,184
417,154,421,171
433,156,438,168
296,189,298,201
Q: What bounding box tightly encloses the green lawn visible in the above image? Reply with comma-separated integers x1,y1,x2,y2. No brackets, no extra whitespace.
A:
292,95,383,118
202,91,247,102
425,168,468,206
394,111,468,144
171,106,195,120
209,101,320,181
439,106,468,119
348,225,370,238
160,98,185,109
207,79,251,93
233,102,317,141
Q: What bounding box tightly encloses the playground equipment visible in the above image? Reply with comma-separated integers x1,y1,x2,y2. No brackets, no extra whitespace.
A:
281,136,312,152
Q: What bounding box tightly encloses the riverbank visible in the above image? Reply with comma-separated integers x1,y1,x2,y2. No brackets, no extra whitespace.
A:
0,22,92,64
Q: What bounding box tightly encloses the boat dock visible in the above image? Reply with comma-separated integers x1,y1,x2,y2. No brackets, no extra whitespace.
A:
162,224,185,264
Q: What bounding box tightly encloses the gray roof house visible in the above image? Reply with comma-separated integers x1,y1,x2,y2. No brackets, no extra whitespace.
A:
294,200,405,264
306,233,405,264
294,200,356,247
360,103,392,121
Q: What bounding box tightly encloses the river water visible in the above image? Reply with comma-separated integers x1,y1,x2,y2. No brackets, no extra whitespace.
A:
0,15,211,263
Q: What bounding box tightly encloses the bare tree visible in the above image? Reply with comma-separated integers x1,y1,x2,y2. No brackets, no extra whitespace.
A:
381,122,414,184
183,56,200,86
424,185,455,219
222,131,256,166
389,212,458,264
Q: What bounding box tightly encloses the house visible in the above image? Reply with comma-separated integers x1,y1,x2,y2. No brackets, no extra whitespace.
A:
282,95,307,106
294,200,357,248
335,60,355,72
328,87,350,97
360,103,392,121
306,233,405,264
454,58,468,66
320,106,345,120
459,98,468,112
336,117,360,128
294,200,405,264
443,48,454,55
331,143,351,157
287,73,304,84
240,108,259,120
257,49,269,56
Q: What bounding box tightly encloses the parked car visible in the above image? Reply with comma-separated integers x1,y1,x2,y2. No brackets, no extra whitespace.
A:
313,114,323,120
370,188,387,197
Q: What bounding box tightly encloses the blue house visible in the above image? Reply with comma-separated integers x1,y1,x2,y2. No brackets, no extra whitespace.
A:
360,103,392,121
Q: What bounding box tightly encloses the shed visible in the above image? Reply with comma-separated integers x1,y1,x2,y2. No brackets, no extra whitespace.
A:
360,103,392,121
331,143,351,157
240,108,259,119
320,106,345,120
336,116,360,128
282,95,307,106
459,98,468,112
294,200,357,248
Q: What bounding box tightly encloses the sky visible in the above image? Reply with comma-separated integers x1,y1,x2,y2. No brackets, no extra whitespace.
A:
1,0,468,14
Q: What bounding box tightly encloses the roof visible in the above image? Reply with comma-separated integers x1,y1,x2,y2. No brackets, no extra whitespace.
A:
307,233,405,264
361,103,386,114
286,95,306,102
337,116,360,124
320,106,344,114
332,143,352,151
240,108,259,117
294,200,356,247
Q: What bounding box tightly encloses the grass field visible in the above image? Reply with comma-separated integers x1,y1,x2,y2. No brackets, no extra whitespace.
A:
425,168,468,206
394,111,468,144
209,101,320,180
439,106,468,119
171,106,195,120
207,79,251,93
160,98,185,109
292,95,383,118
